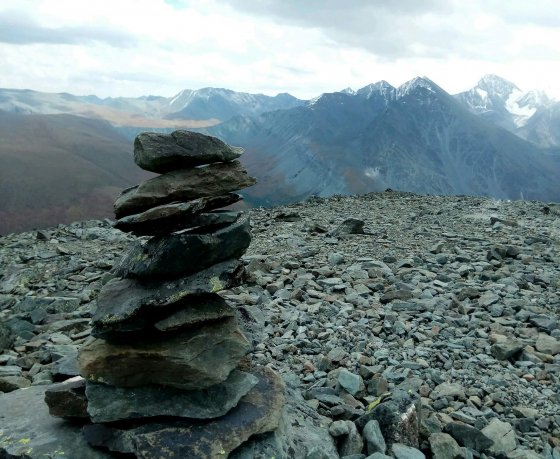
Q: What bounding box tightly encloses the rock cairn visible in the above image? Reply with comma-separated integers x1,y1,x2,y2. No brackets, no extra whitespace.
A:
45,131,285,458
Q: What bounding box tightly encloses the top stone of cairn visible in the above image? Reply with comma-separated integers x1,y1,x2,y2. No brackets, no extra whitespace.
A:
134,130,243,173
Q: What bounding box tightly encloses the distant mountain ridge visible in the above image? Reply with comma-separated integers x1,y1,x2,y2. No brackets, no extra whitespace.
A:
455,74,560,147
208,76,560,206
0,75,559,233
0,87,304,127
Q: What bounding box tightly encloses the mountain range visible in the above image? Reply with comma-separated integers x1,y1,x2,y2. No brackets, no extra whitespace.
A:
0,75,558,233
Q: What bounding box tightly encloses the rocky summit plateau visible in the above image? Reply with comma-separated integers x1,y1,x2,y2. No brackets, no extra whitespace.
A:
1,149,560,457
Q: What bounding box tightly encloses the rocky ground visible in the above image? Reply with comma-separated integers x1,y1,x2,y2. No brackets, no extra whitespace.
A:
1,191,559,459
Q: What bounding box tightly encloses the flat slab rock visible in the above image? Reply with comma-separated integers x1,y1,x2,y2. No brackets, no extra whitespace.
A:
79,317,249,390
44,376,89,419
82,366,284,459
0,384,111,459
134,130,243,173
113,213,251,280
86,370,258,423
114,160,256,218
91,258,244,338
114,194,242,236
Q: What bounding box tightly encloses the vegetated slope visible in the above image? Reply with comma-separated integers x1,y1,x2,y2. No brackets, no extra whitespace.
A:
0,112,151,234
210,77,560,206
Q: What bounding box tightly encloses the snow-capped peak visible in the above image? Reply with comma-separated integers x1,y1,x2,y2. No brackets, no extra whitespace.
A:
477,74,519,100
397,76,440,98
340,87,356,95
356,80,395,99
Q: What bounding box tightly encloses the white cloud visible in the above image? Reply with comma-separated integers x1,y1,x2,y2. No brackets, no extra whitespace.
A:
0,0,559,99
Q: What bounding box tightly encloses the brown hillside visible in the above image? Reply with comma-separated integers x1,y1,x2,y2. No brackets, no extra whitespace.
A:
0,112,153,234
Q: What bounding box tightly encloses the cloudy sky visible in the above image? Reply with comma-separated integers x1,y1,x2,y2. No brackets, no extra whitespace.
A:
1,0,559,99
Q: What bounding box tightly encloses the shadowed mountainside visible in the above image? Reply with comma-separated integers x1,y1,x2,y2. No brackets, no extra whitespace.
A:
0,112,152,234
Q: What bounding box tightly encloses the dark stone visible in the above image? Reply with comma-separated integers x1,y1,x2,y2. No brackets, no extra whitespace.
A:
114,160,256,218
444,422,494,451
44,377,89,419
332,218,365,236
380,290,414,304
6,317,36,340
154,294,235,332
85,370,258,423
491,340,524,361
134,130,243,173
230,372,339,459
0,321,14,351
113,213,251,280
91,259,244,338
51,349,80,382
114,194,242,235
82,366,284,459
79,317,249,390
274,212,301,222
356,392,420,450
0,384,111,458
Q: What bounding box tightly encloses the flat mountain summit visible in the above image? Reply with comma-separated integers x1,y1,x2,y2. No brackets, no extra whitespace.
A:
0,191,559,458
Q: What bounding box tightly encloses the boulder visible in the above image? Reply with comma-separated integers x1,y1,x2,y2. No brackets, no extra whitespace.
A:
44,376,89,419
114,160,256,218
0,321,14,351
79,317,249,389
114,194,242,235
444,422,494,451
86,370,258,423
481,418,517,455
82,366,284,459
230,372,339,459
113,213,251,280
0,384,111,458
91,259,244,338
428,433,464,459
134,130,243,173
356,392,420,449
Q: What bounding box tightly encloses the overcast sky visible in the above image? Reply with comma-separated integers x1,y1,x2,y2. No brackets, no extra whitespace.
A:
0,0,559,99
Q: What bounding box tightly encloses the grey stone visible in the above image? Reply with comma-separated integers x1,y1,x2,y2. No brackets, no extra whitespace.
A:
114,160,256,218
339,421,364,457
444,422,494,451
363,420,387,455
114,194,242,235
114,213,251,280
481,418,517,455
392,443,425,459
134,130,243,173
491,340,524,360
82,367,284,459
0,375,31,392
330,420,351,437
91,258,244,338
429,433,464,459
0,383,111,458
79,317,249,390
85,370,258,422
535,333,560,355
44,376,88,419
153,294,235,332
0,321,14,351
338,369,363,396
356,393,420,449
332,218,365,236
431,382,465,400
230,372,338,459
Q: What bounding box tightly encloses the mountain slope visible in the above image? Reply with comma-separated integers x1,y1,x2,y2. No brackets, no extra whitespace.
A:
210,77,560,205
0,112,151,234
455,75,560,147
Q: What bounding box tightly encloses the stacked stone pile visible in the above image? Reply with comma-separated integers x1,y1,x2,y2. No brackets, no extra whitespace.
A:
44,131,285,458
